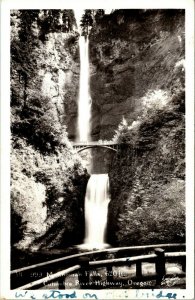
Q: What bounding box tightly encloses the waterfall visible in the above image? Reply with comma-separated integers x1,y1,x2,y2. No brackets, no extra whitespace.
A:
77,35,91,142
74,11,110,249
83,174,110,248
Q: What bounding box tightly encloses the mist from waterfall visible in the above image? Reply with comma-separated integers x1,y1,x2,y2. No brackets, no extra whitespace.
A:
83,174,110,248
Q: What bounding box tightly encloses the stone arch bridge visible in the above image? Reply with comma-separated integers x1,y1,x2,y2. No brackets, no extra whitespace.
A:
72,141,119,153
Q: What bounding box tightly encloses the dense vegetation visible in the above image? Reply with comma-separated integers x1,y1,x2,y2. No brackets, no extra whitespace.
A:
108,80,185,246
11,10,89,253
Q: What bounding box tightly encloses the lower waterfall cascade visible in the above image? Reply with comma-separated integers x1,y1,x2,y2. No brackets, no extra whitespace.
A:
83,174,110,249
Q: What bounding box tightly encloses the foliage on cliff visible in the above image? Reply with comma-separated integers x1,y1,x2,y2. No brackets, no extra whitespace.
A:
79,9,105,36
11,10,89,252
11,139,89,251
11,10,79,152
108,76,185,246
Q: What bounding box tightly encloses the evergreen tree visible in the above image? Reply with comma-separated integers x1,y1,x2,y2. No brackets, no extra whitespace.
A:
37,10,60,41
95,9,105,22
18,10,39,42
48,10,61,31
80,9,93,36
62,10,76,32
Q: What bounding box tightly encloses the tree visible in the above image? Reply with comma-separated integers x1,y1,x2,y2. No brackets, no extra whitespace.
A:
80,10,93,36
18,10,39,42
95,9,105,22
113,117,131,143
62,10,76,32
48,10,61,31
37,10,60,41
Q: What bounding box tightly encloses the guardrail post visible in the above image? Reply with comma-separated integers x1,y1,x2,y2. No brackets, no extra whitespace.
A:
58,276,66,289
78,257,90,289
155,248,166,285
136,261,142,278
181,256,186,272
106,265,114,282
11,272,23,289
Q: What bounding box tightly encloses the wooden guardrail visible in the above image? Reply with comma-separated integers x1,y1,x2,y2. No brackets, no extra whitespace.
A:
15,250,186,290
12,243,185,290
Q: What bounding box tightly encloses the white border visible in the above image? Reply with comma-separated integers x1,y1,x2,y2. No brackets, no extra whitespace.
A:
1,0,194,299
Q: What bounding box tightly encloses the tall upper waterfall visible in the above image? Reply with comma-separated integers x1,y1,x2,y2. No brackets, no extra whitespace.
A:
77,35,91,142
83,174,110,248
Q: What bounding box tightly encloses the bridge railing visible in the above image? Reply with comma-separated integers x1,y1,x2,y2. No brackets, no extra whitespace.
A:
12,243,185,290
72,141,117,146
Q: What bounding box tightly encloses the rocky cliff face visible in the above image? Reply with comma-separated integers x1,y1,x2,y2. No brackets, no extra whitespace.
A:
39,31,80,140
10,10,89,255
89,9,184,140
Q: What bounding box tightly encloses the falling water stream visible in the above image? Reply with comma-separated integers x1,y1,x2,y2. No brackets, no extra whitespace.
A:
75,11,110,249
77,35,91,142
83,174,110,248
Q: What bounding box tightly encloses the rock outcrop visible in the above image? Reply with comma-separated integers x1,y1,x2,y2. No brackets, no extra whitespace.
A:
34,31,80,140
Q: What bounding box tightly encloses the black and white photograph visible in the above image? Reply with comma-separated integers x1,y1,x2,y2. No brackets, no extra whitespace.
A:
0,0,194,299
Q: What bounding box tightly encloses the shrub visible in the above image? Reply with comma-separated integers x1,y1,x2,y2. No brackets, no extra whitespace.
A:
116,179,185,246
11,172,47,249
